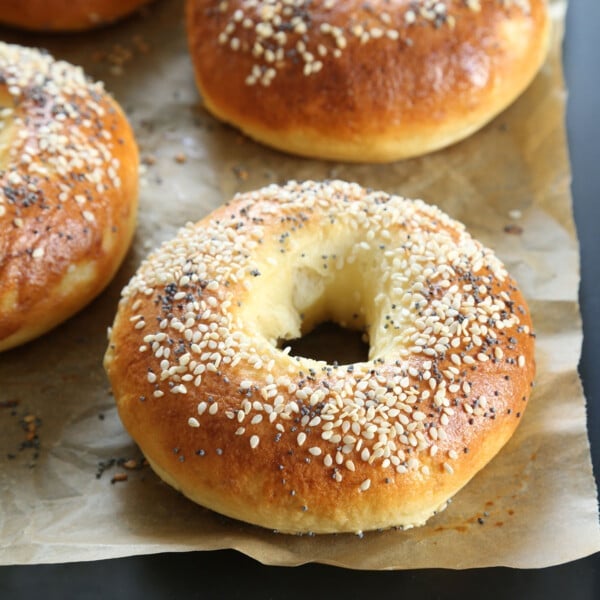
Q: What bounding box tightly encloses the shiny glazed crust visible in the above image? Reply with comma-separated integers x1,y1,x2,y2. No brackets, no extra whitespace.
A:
186,0,550,162
0,43,139,351
0,0,150,31
105,181,536,534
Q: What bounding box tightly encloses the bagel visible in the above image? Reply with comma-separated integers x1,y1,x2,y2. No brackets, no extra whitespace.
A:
105,181,535,534
0,0,151,32
0,42,139,352
186,0,550,162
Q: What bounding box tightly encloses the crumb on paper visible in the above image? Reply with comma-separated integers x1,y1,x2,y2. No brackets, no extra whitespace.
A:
0,399,19,409
91,36,151,75
97,456,148,480
2,407,42,467
504,224,524,235
132,35,150,54
232,165,248,181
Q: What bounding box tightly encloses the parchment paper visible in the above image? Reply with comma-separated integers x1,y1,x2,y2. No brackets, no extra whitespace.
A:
1,0,598,569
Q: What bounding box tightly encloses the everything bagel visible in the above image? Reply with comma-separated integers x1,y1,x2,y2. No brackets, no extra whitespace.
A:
0,43,139,351
105,181,535,534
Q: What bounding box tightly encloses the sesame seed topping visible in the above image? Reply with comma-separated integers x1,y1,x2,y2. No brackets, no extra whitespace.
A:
206,1,531,87
117,180,532,486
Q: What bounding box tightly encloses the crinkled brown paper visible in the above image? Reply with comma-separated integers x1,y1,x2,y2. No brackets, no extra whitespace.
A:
1,0,598,569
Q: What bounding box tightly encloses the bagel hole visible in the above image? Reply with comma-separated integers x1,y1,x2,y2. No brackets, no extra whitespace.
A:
279,321,369,365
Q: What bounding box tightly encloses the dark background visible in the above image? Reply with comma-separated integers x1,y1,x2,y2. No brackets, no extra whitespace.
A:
1,1,599,597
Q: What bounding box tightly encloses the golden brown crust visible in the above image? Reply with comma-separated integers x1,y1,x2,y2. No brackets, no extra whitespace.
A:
0,0,151,32
186,0,550,162
0,43,139,351
105,181,535,534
